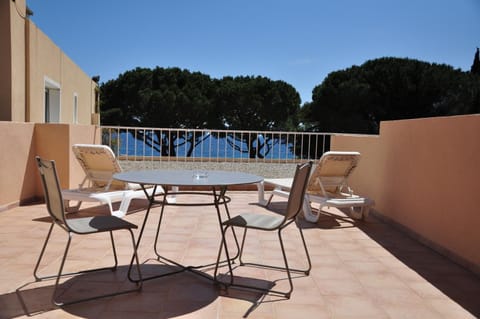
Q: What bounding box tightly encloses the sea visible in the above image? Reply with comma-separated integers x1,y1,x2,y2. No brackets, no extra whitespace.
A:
113,131,296,159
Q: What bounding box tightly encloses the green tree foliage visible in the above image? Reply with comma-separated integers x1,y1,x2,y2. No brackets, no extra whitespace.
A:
100,67,301,158
471,48,480,75
214,76,300,158
101,67,217,156
215,76,300,130
302,57,480,134
101,67,217,128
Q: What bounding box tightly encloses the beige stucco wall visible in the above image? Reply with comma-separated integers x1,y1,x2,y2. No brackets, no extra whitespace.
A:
27,21,97,124
0,0,98,124
27,24,61,123
11,0,27,122
0,0,12,121
0,121,36,210
332,114,480,272
0,0,27,122
0,122,100,210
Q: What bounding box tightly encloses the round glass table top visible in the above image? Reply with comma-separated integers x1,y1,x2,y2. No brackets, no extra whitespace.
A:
114,169,263,187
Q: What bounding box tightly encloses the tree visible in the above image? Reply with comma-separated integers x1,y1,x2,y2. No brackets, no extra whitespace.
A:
100,68,302,158
101,67,218,156
471,47,480,75
302,57,480,134
214,76,300,158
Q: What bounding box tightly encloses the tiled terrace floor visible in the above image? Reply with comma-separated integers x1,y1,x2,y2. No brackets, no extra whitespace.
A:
1,192,479,319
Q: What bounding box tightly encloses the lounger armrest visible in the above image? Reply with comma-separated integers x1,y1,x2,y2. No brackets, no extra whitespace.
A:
62,188,131,203
306,193,374,206
271,189,291,198
324,197,374,207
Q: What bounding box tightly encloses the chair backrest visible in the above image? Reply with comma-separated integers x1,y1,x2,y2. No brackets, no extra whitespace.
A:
36,156,67,225
285,161,313,221
72,144,126,190
307,151,360,197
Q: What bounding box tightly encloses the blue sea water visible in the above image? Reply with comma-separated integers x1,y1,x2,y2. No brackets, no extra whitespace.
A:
111,132,296,159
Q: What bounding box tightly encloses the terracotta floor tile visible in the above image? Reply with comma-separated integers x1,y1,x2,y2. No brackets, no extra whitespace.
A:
316,278,365,296
324,295,390,318
275,303,330,319
381,303,444,319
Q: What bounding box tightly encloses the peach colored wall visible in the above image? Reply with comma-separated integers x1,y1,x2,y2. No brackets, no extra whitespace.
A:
34,124,71,191
0,121,36,210
27,21,60,123
10,0,27,122
27,22,97,125
60,57,98,124
1,1,98,124
0,0,27,122
0,122,101,210
34,124,101,190
0,0,12,121
332,114,480,271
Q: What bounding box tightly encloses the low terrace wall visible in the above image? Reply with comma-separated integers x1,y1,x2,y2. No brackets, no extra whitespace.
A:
0,122,100,210
332,114,480,274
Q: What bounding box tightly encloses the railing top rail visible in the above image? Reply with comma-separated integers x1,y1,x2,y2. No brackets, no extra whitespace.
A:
100,125,340,136
98,125,375,177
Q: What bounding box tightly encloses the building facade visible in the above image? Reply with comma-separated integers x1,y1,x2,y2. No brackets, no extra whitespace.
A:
0,0,99,124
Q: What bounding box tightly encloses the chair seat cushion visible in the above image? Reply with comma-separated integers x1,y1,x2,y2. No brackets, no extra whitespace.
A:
224,213,284,230
66,216,137,234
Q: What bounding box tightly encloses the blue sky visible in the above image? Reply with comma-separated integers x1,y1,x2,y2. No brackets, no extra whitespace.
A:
28,0,480,104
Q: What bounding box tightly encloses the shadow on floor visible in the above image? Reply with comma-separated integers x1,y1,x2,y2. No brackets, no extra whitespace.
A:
13,264,217,318
260,199,479,317
354,214,480,317
13,263,277,318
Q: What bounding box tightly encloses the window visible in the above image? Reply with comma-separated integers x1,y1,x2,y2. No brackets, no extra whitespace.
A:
44,77,61,123
73,93,78,124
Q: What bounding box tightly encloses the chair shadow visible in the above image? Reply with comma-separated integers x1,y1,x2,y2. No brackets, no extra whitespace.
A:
12,263,278,318
216,269,289,318
2,285,56,318
13,265,217,318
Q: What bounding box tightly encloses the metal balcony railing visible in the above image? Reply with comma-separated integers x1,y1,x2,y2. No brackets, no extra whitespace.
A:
101,126,332,161
100,126,333,177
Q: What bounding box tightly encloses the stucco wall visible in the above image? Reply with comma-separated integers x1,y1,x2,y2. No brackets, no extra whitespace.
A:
27,22,97,125
0,0,13,121
11,0,27,122
0,122,100,210
0,0,27,122
0,121,36,210
332,114,480,272
1,0,97,124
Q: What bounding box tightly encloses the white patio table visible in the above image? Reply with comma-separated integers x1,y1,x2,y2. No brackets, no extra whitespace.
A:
113,169,263,283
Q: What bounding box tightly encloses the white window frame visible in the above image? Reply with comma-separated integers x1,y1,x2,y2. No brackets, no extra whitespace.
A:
44,77,61,123
73,93,78,124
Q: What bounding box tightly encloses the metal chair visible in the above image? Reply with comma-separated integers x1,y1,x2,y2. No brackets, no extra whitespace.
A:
214,161,313,299
34,156,142,306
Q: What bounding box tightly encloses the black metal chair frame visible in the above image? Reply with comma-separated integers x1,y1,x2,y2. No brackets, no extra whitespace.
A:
214,161,313,299
33,156,142,306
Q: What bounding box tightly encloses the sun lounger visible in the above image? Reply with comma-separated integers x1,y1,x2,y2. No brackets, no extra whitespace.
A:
62,144,165,217
258,151,374,222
